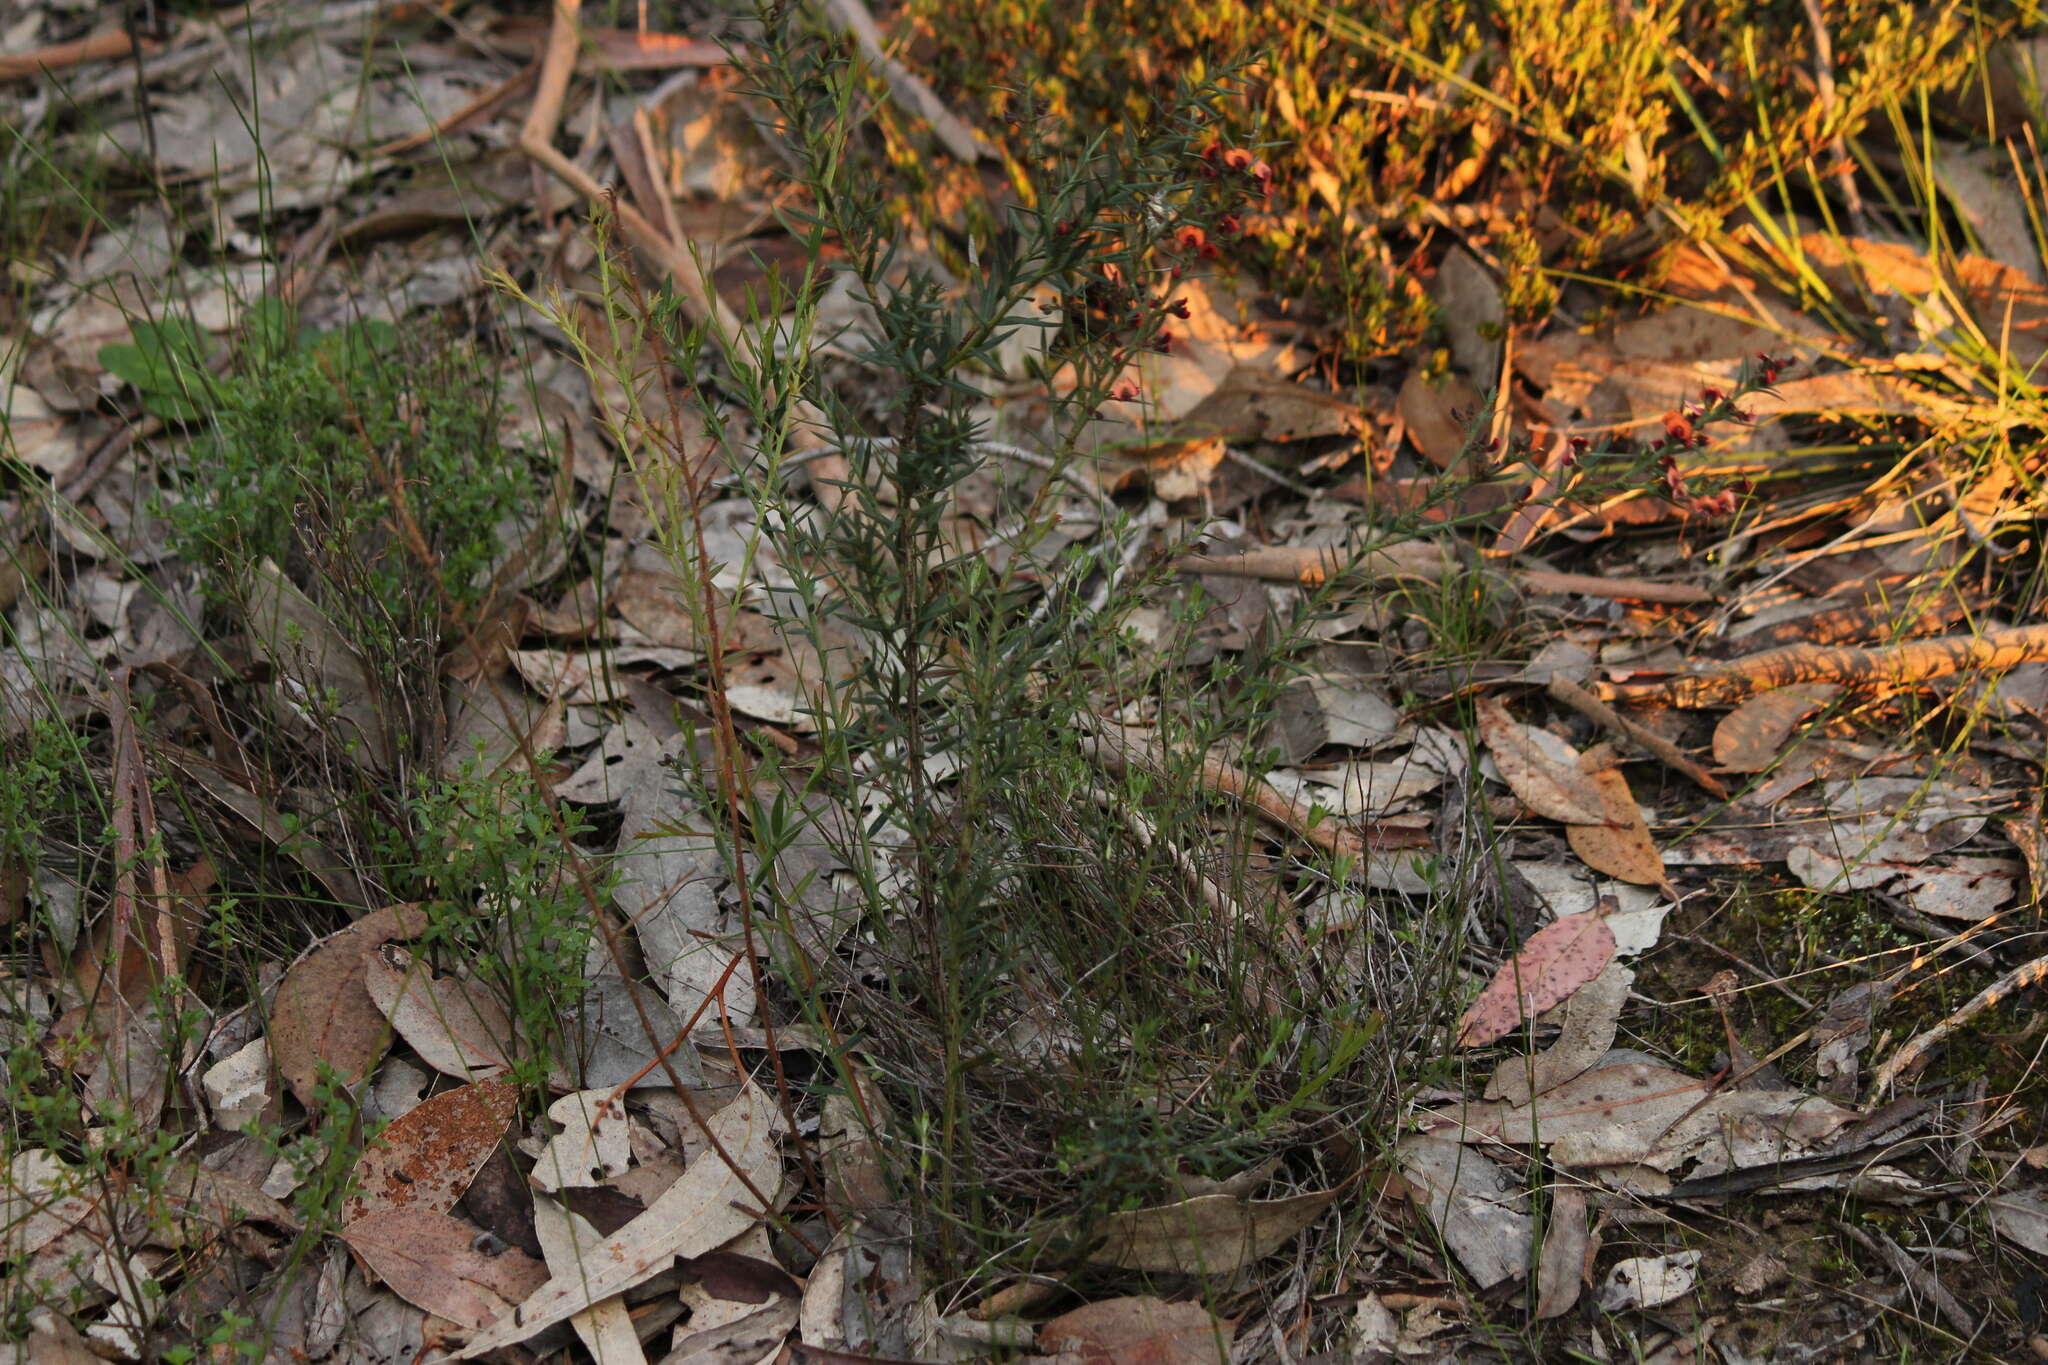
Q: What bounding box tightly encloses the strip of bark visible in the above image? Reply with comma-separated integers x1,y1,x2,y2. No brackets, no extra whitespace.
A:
1595,623,2048,708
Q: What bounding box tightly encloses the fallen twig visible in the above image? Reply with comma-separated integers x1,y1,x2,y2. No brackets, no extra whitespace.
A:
1175,541,1453,585
373,60,540,158
1834,1220,1975,1336
1592,623,2048,708
1177,544,1708,606
1517,570,1712,604
1869,948,2048,1096
0,28,155,80
1079,723,1368,865
817,0,992,164
1545,676,1727,798
515,0,738,338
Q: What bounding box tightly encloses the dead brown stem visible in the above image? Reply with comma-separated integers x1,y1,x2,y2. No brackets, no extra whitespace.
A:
1544,676,1727,798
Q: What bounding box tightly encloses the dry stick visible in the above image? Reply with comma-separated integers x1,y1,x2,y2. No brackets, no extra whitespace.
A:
1178,545,1710,605
515,0,737,337
817,0,990,164
1593,622,2048,708
1175,542,1453,585
1834,1220,1975,1337
0,28,155,80
371,60,539,158
1545,676,1727,799
513,0,836,473
1080,725,1368,866
1516,569,1712,605
1869,949,2048,1097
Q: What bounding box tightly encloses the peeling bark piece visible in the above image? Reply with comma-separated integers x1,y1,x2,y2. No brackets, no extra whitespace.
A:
1596,623,2048,707
1597,1251,1700,1312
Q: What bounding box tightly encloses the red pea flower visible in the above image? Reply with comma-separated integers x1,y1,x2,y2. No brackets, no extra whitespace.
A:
1175,225,1207,252
1216,213,1242,237
1168,298,1191,319
1113,380,1141,402
1221,147,1254,171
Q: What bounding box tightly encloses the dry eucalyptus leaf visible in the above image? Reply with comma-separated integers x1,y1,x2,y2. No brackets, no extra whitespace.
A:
341,1078,518,1227
531,1196,645,1365
1432,247,1506,382
1512,863,1671,956
1476,699,1606,825
1988,1188,2048,1255
245,559,396,774
1038,1297,1232,1365
1457,911,1617,1048
268,903,432,1108
1429,1062,1854,1174
1892,857,2020,921
1566,768,1665,886
1396,368,1485,471
450,1084,786,1359
1485,963,1634,1104
341,1207,548,1331
1712,684,1840,773
1932,141,2042,281
532,1089,634,1192
361,946,518,1083
1087,1188,1336,1274
1533,1186,1590,1320
1157,365,1365,447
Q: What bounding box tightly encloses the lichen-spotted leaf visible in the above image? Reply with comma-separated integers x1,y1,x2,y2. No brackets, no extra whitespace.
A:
1457,910,1617,1048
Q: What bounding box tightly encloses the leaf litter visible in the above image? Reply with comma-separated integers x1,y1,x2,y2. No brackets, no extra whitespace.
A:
5,2,2048,1361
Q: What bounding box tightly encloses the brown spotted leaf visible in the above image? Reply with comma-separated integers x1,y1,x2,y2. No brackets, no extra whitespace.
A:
1711,684,1840,773
1040,1297,1233,1365
1566,768,1665,885
340,1207,548,1330
341,1078,519,1227
269,904,431,1108
1087,1188,1336,1274
1476,699,1606,825
1457,911,1617,1048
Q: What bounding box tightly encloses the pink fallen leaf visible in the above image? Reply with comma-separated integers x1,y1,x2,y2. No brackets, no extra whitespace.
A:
1457,911,1617,1048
